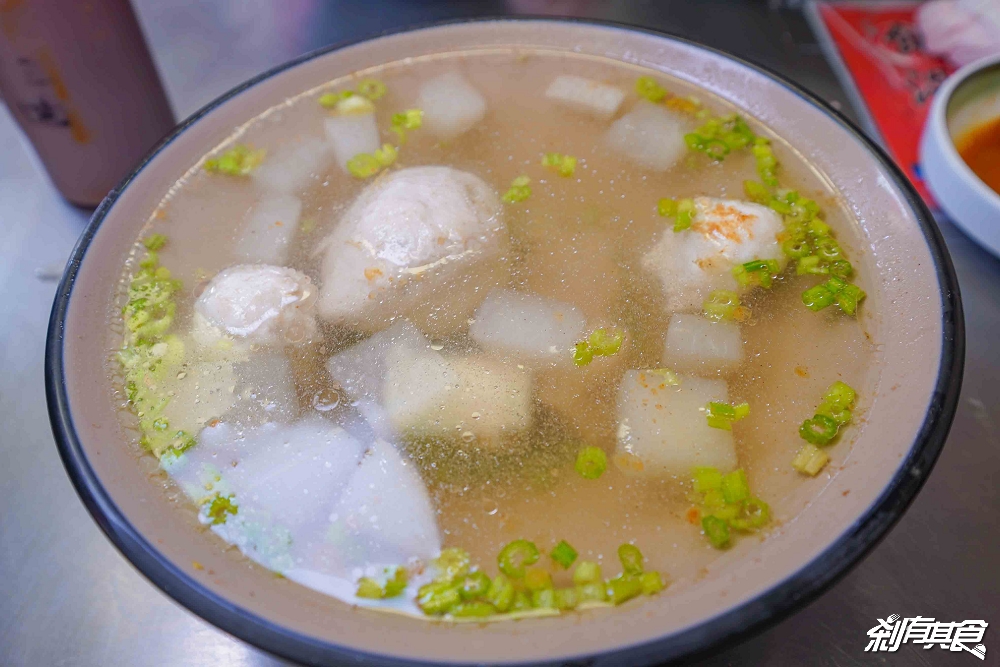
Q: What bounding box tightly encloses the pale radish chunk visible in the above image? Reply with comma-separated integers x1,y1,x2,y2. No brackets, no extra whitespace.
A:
235,195,303,265
194,264,318,347
469,289,587,367
545,75,625,119
324,113,380,172
163,418,367,570
317,166,507,335
326,321,430,402
251,138,332,195
383,344,531,443
663,313,744,375
329,439,441,565
642,197,785,312
605,101,688,171
615,370,737,478
417,72,487,140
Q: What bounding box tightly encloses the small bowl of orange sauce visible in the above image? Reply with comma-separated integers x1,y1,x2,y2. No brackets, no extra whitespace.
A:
921,54,1000,256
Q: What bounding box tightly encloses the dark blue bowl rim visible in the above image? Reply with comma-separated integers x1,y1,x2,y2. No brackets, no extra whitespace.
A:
45,15,964,667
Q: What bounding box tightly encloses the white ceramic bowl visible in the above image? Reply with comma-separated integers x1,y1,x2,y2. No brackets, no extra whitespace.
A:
47,18,964,667
921,53,1000,257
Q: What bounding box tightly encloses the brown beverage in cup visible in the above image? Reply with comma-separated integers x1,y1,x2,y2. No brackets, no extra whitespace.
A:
0,0,175,206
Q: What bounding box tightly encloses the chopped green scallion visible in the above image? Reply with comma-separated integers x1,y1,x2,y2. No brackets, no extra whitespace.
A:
576,582,608,603
502,175,531,203
550,540,578,569
721,469,750,504
346,153,381,179
607,575,644,605
434,547,471,583
705,401,750,430
485,573,515,612
554,587,578,610
356,78,387,101
531,588,557,609
459,571,491,600
497,539,540,578
204,144,265,176
701,515,731,549
693,466,724,493
640,571,666,595
542,152,577,177
572,560,602,585
205,493,237,525
702,290,743,322
524,567,554,592
635,76,667,102
143,234,167,251
792,443,830,476
799,413,840,445
575,446,608,480
617,543,644,576
417,581,462,615
355,577,384,599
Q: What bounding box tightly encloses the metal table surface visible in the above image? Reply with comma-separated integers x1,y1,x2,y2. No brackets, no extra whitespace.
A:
1,2,996,666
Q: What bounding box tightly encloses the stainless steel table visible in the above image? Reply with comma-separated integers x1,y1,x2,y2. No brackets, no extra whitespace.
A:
1,2,996,665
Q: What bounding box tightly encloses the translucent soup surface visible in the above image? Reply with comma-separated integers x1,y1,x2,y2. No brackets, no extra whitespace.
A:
111,49,874,620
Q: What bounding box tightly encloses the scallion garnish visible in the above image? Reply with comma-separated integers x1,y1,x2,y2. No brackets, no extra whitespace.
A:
572,561,602,585
502,175,531,203
701,515,731,549
497,539,540,579
691,467,770,549
390,108,423,143
657,197,696,232
572,328,624,366
705,401,750,430
792,443,830,476
801,276,866,316
684,114,756,161
542,152,577,177
617,543,644,576
732,258,781,289
795,380,857,464
550,540,578,569
205,493,238,525
608,575,644,605
702,290,745,322
357,78,387,101
204,144,265,176
575,446,608,480
635,76,667,102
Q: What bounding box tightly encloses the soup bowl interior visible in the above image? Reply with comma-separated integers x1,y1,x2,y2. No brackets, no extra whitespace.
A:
48,18,961,667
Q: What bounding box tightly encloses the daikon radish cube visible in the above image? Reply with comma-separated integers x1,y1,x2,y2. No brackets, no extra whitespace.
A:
663,313,744,374
326,321,430,402
417,72,487,140
545,75,625,119
615,371,737,478
469,289,586,367
169,418,366,534
325,113,380,172
251,138,332,195
384,346,531,442
329,439,441,565
605,101,688,171
235,195,303,265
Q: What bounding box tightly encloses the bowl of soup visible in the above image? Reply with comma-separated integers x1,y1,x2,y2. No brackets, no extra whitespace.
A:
921,53,1000,257
47,18,963,666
